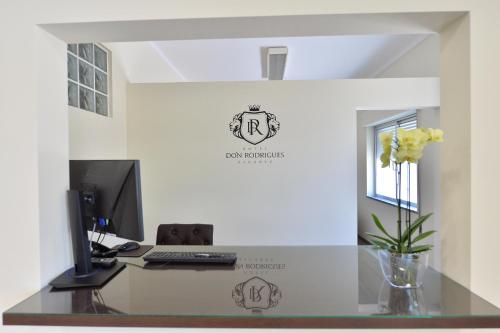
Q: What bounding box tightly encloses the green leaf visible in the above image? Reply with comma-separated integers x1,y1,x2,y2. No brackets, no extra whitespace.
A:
371,214,398,242
366,233,397,246
409,245,433,253
366,238,384,247
412,230,436,244
367,239,393,251
401,213,433,242
399,242,408,253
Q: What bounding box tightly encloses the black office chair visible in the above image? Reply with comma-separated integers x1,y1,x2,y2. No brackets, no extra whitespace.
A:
156,224,214,245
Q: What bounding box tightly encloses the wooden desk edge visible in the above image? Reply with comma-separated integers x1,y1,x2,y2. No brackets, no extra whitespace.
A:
4,313,500,329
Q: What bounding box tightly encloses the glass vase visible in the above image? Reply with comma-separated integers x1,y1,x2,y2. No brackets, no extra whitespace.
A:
377,281,428,315
377,250,429,288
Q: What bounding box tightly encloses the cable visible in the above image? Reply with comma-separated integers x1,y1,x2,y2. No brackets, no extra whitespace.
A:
94,290,106,305
90,222,97,251
100,229,106,244
96,230,103,244
90,222,96,242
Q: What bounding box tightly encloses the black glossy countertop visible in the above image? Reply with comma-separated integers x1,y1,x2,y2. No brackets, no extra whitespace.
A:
4,246,500,328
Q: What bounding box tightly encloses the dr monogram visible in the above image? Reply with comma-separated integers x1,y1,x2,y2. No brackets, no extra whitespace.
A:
226,105,285,163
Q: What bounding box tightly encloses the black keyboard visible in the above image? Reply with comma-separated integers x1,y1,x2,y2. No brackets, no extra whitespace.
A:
143,251,237,265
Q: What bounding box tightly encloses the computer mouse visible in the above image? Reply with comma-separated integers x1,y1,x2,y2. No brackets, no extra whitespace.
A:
118,241,140,252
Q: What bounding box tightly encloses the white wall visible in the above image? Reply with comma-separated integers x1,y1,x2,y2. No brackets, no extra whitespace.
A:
69,44,128,160
0,8,42,313
36,27,72,288
357,108,441,269
440,15,472,288
2,2,500,333
127,79,439,246
468,5,500,307
417,108,442,270
376,35,440,78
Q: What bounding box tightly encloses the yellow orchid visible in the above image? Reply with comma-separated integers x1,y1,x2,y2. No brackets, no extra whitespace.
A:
394,146,423,164
380,132,393,147
428,128,444,142
380,151,391,168
421,128,444,143
370,126,443,256
393,128,426,163
380,127,444,167
379,132,393,167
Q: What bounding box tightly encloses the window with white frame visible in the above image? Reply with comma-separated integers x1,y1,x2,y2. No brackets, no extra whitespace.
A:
372,114,418,210
67,43,110,116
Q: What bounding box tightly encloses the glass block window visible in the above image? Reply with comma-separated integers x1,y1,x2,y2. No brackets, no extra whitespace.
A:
67,43,110,117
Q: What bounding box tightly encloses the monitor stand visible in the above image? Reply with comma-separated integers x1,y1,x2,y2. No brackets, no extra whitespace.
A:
50,262,126,289
50,190,125,289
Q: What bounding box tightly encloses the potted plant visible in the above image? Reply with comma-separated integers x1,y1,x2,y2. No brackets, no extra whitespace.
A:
367,127,443,288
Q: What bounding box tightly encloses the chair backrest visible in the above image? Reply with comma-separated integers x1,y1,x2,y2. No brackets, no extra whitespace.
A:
156,224,213,245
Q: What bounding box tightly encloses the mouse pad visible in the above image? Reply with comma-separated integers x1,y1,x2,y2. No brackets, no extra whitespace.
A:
112,245,154,257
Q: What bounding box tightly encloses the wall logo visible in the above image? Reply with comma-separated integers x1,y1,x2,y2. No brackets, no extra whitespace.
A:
229,105,280,145
232,276,282,310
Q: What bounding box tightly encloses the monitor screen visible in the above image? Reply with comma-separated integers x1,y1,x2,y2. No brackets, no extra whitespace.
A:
69,160,144,242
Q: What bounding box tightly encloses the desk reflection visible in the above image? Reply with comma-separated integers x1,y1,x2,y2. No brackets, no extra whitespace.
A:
7,246,499,320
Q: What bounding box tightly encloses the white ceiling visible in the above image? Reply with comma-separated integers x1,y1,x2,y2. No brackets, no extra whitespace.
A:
110,34,432,83
46,12,461,43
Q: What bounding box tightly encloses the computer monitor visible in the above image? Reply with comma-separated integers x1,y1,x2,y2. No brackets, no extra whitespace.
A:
69,160,144,242
50,160,144,289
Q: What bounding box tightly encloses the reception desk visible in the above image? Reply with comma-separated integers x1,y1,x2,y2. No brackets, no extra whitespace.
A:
4,246,500,329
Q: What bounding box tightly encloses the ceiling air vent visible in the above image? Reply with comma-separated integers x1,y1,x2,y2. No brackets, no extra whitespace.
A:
263,47,288,80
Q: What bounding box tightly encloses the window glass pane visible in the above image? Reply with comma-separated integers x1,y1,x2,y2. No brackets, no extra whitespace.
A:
67,44,77,55
399,162,418,205
78,43,94,63
95,93,108,116
375,163,396,199
78,60,94,88
95,70,108,94
79,86,95,112
67,53,78,81
373,115,418,208
68,81,78,107
94,45,107,72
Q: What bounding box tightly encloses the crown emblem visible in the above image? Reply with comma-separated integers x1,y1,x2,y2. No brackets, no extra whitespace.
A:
229,105,280,145
248,105,261,112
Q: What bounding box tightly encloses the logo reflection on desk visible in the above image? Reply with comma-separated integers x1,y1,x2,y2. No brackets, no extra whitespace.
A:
232,276,282,310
